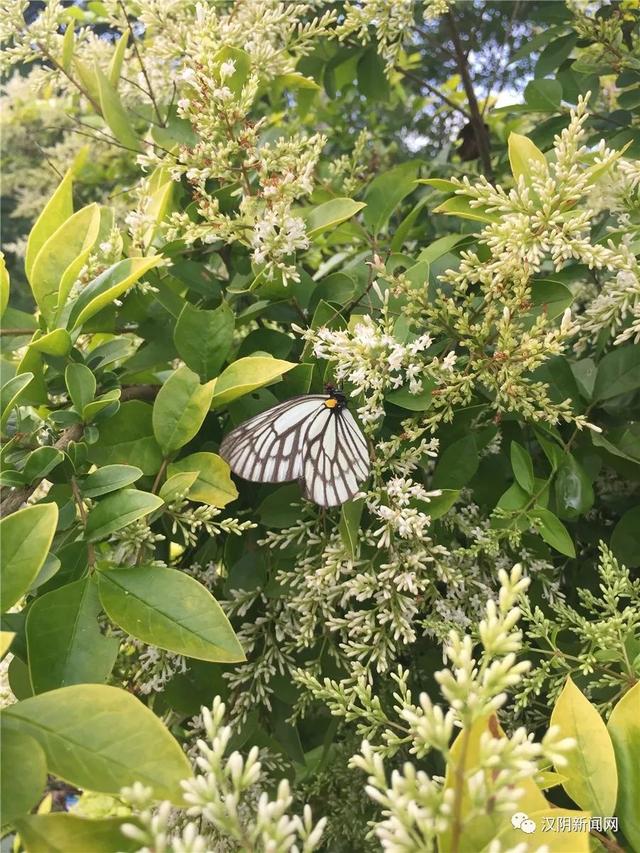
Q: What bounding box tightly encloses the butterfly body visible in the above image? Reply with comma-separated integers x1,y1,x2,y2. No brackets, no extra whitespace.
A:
219,387,369,507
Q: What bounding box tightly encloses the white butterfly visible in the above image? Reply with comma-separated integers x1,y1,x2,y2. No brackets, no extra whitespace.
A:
219,386,370,507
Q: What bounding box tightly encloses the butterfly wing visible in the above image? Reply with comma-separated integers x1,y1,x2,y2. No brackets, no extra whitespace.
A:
302,407,370,507
219,395,328,483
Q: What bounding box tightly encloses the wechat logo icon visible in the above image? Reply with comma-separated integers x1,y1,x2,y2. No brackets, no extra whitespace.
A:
511,812,537,834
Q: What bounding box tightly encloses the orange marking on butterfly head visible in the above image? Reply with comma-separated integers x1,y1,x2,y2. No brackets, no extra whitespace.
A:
324,398,338,408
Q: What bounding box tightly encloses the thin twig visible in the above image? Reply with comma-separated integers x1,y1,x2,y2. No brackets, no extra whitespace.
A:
37,42,102,114
446,11,494,180
396,66,472,121
117,0,164,125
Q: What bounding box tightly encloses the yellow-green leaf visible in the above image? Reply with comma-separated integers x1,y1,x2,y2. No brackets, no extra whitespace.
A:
508,132,548,183
95,62,141,151
14,814,141,853
1,631,15,659
1,504,58,612
607,682,640,850
550,676,618,815
210,357,297,409
68,256,163,330
159,470,199,503
0,252,9,318
61,22,75,72
153,367,216,456
167,452,238,507
485,807,591,852
304,198,366,238
108,31,128,87
433,196,499,223
1,372,34,432
25,168,74,282
29,203,101,323
28,329,73,357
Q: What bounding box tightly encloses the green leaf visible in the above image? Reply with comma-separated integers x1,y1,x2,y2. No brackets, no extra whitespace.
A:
213,46,251,95
417,234,468,263
554,455,594,519
210,357,297,409
95,62,141,151
386,379,436,411
29,203,100,324
432,195,499,223
22,447,64,484
593,345,640,401
258,484,302,528
357,48,389,101
304,198,367,238
432,435,479,490
1,372,35,431
2,684,192,801
159,470,199,502
550,676,618,815
167,452,237,507
607,683,640,851
0,727,47,824
26,578,118,693
98,566,245,662
85,489,163,542
25,168,73,282
65,363,96,414
174,301,235,381
82,389,121,423
1,631,15,658
363,161,418,234
28,328,73,357
525,78,563,110
108,31,128,87
1,504,58,612
14,815,141,853
530,508,575,557
339,499,364,558
510,441,535,494
508,132,548,182
153,366,216,456
610,505,640,568
67,256,163,330
81,465,143,498
88,401,163,476
530,279,573,320
425,489,461,520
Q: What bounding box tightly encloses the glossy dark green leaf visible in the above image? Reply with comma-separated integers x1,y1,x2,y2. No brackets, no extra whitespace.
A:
511,441,535,494
363,161,419,234
432,435,479,490
593,346,640,401
530,508,576,557
80,464,143,498
339,499,364,558
610,506,640,568
173,301,235,381
88,401,163,475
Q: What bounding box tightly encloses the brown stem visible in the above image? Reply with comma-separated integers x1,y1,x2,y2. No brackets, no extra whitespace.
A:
0,328,36,336
396,66,472,121
0,423,83,517
71,476,95,567
590,829,625,852
38,42,102,114
446,11,494,180
116,0,164,125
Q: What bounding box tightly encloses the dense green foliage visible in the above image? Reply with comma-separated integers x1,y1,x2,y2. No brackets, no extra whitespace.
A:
1,1,639,851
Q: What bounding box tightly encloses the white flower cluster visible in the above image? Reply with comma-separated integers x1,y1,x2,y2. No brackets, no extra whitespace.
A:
121,697,326,852
301,566,576,852
296,307,453,425
336,0,450,75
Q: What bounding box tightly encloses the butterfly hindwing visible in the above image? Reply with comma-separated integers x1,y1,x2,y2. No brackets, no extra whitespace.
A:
302,406,370,507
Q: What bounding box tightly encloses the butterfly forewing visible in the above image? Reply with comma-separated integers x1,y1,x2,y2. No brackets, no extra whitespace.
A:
219,393,370,507
219,395,328,483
